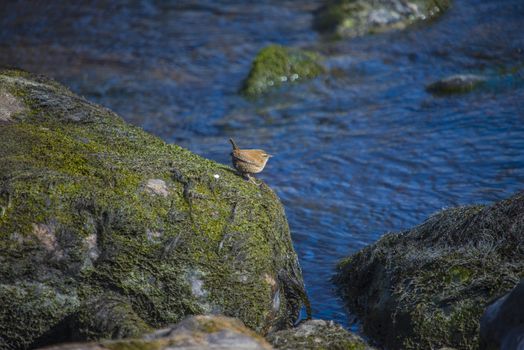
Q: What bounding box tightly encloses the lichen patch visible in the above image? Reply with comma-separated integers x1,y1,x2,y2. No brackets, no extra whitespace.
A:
146,229,163,242
263,273,276,288
32,223,57,251
145,178,169,197
0,90,25,122
31,222,64,259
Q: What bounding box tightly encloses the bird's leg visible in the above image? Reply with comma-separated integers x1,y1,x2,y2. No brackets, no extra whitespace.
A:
246,174,262,186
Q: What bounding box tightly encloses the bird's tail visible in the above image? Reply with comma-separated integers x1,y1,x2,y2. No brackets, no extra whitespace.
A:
229,138,239,150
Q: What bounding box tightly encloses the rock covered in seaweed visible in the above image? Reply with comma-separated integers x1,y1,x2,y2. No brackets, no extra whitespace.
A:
267,319,375,350
314,0,451,38
38,315,273,350
335,191,524,350
426,74,487,94
241,45,324,97
0,69,307,349
480,279,524,350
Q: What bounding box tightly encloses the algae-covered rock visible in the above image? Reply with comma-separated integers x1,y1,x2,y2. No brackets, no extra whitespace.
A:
267,319,375,350
314,0,451,38
241,45,324,97
480,279,524,350
335,191,524,350
426,74,487,94
0,69,307,349
39,315,273,350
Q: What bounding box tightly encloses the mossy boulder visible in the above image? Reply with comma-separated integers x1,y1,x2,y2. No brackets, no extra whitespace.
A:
426,74,487,94
241,45,324,97
0,69,307,349
267,319,375,350
335,191,524,349
314,0,451,38
38,315,273,350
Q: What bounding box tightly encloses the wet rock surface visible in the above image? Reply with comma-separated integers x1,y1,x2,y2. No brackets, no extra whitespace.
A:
267,319,375,350
335,191,524,349
0,69,306,349
314,0,451,38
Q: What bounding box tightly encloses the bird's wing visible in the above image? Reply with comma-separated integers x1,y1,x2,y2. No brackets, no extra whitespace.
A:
232,150,263,165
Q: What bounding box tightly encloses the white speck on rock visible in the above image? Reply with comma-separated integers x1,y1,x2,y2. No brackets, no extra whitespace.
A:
280,76,288,82
146,229,163,242
290,73,299,81
214,174,220,179
238,274,248,283
85,233,100,261
145,179,169,197
189,274,207,298
368,8,402,26
272,289,281,312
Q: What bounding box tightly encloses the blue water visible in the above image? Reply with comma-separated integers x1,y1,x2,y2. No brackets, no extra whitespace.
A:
1,0,523,328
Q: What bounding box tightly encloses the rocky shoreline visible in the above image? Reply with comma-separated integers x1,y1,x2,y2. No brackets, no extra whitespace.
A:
335,192,524,349
1,0,523,348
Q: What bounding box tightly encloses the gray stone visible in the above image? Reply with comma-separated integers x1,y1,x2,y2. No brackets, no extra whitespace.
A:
314,0,451,38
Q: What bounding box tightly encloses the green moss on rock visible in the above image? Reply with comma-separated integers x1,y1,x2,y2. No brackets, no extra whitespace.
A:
241,45,324,97
0,69,306,349
314,0,451,38
335,193,524,349
267,319,375,350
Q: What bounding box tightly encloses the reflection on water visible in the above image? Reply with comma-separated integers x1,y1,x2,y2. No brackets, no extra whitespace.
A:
1,0,523,327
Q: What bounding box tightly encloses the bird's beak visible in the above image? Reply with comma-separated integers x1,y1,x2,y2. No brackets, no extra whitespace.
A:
268,154,274,158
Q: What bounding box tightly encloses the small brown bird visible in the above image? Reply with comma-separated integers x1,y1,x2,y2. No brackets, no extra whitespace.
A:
229,138,272,184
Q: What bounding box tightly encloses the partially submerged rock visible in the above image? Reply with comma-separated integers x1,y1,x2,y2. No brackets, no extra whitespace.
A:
480,279,524,350
267,319,375,350
335,191,524,349
314,0,451,38
0,69,306,349
39,315,273,350
241,45,324,97
426,74,487,94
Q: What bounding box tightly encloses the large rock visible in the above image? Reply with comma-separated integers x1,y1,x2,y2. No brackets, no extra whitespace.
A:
39,315,273,350
267,319,375,350
314,0,451,38
0,69,307,349
480,279,524,350
241,45,324,97
335,191,524,349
